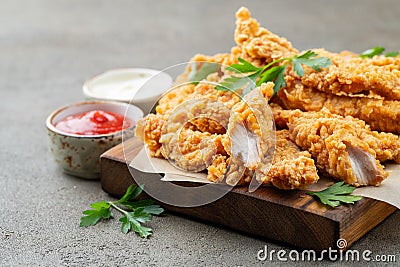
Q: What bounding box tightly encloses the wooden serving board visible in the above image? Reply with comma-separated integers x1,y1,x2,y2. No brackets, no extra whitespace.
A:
100,137,397,250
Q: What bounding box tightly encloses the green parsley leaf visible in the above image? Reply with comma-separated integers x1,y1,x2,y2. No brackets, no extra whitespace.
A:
90,200,111,210
215,70,260,96
122,199,155,210
216,51,331,97
188,62,220,84
385,51,399,57
80,184,164,238
119,212,153,238
307,182,362,208
132,207,152,223
120,216,132,234
226,58,261,73
131,221,152,239
360,46,399,58
117,184,143,205
142,205,164,215
292,60,304,77
257,65,285,86
215,75,250,93
273,66,287,95
80,200,112,227
292,51,332,72
360,46,385,58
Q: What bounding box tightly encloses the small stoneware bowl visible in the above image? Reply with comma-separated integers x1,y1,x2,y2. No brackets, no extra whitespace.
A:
46,101,143,179
83,68,173,114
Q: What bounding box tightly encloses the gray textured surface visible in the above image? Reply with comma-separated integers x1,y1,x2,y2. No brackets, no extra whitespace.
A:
1,0,399,266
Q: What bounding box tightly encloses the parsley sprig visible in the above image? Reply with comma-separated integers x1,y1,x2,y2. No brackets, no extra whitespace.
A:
80,184,164,238
215,50,332,96
307,182,362,208
360,46,399,58
188,62,220,84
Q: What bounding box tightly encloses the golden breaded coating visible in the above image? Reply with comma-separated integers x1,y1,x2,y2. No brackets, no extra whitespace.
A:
223,88,319,190
160,127,214,172
277,76,400,134
287,109,391,186
135,6,400,190
135,114,165,158
158,98,230,172
263,130,319,190
156,83,196,116
192,77,241,110
189,117,226,135
223,87,275,187
224,88,275,173
232,7,298,66
207,154,228,183
270,103,289,130
299,49,400,100
278,109,400,164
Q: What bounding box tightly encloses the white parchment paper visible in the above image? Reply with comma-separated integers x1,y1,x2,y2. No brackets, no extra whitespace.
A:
130,147,400,209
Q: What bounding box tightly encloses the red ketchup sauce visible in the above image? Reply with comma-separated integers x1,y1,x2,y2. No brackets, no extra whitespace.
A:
55,110,133,135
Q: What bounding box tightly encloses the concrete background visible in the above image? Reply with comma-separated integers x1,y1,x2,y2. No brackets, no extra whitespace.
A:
1,0,399,266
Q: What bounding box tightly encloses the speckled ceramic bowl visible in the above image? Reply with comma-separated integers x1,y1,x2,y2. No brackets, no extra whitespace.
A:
46,101,143,179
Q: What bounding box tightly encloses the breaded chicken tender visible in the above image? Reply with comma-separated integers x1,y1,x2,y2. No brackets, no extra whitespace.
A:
264,130,319,190
159,98,230,172
223,87,276,186
232,7,298,66
276,77,400,134
223,87,319,190
135,113,165,158
276,108,400,164
161,126,225,172
299,49,400,100
232,8,400,134
286,109,395,186
135,6,399,190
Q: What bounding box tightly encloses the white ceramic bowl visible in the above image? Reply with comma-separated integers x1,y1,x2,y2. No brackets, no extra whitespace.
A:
83,68,173,114
46,101,143,179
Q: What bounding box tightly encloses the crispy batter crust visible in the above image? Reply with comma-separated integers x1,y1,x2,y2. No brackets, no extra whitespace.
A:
300,49,400,100
135,7,399,190
277,78,400,134
222,87,318,189
287,109,391,186
135,114,165,158
232,7,298,66
207,154,228,183
263,130,319,190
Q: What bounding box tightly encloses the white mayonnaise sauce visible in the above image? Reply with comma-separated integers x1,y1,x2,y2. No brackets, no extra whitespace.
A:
83,68,172,103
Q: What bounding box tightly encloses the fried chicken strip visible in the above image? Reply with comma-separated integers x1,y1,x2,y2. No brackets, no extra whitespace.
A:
161,126,226,172
233,9,400,100
276,108,400,164
223,86,319,189
158,98,230,172
135,113,165,158
219,130,319,190
232,8,400,130
264,130,319,190
300,49,400,100
270,103,289,130
276,77,400,134
231,7,298,67
285,109,394,186
222,86,276,185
